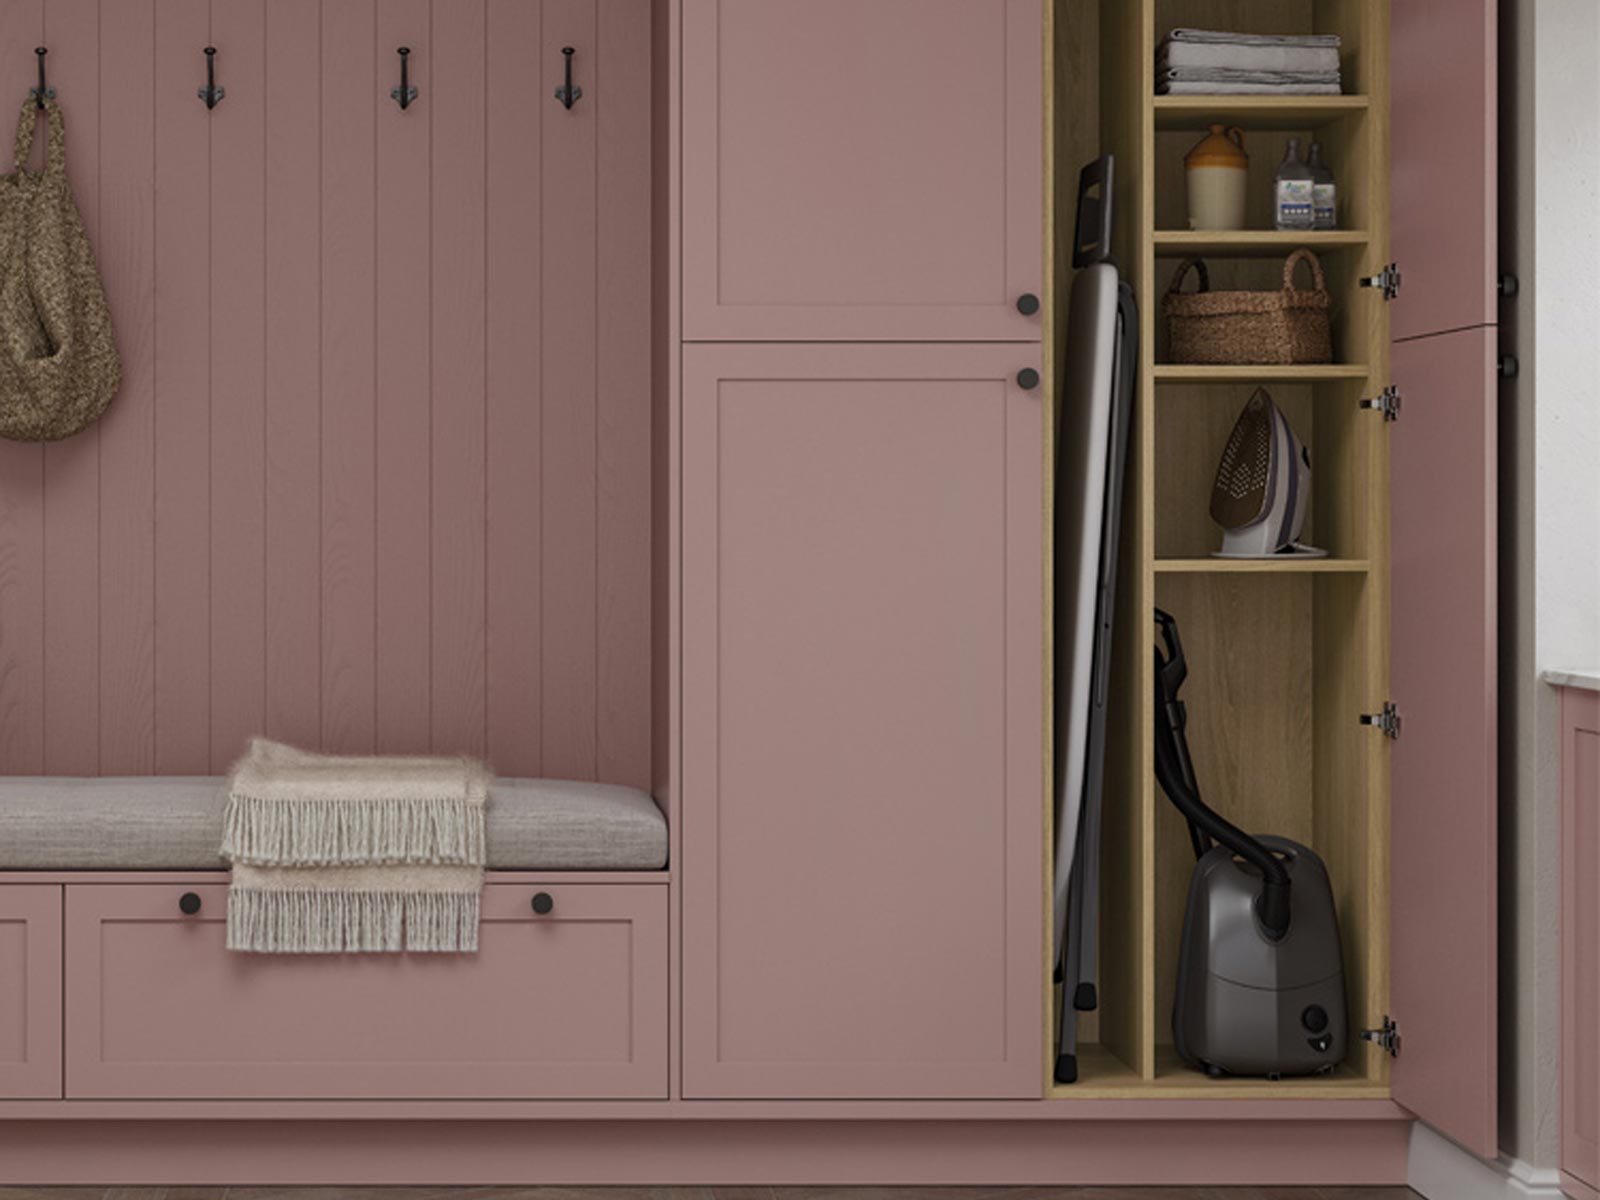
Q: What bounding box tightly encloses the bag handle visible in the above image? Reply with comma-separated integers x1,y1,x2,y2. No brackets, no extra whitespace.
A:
12,97,65,177
1167,258,1211,297
1282,248,1327,294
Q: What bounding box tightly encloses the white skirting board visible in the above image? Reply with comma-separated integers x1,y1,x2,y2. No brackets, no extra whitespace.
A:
1409,1121,1565,1200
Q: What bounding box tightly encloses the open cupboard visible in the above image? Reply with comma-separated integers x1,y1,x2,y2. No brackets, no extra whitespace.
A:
0,0,1502,1186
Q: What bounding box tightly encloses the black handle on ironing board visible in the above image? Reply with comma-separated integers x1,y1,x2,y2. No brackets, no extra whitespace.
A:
1072,156,1115,270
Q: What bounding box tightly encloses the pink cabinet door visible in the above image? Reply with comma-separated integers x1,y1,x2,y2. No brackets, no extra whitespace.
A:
0,885,62,1099
1564,688,1600,1197
681,0,1043,342
1389,327,1498,1156
1390,0,1498,340
681,343,1043,1099
64,882,667,1099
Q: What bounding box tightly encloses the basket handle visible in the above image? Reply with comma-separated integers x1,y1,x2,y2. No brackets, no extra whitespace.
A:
1282,248,1327,294
1167,258,1211,297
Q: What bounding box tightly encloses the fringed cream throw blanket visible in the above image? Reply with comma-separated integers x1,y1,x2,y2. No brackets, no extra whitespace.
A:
220,739,489,954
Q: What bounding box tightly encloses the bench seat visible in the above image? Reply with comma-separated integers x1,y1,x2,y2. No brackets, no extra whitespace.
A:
0,776,667,871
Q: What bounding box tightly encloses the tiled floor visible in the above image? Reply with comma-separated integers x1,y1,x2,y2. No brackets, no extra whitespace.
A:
0,1188,1424,1200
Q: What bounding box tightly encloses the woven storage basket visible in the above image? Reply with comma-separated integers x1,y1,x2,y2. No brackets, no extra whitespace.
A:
1162,248,1333,366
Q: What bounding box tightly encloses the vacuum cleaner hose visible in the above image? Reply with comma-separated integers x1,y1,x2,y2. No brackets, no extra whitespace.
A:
1153,609,1293,941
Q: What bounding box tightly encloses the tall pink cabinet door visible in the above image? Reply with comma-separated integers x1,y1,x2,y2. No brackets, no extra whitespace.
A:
1388,0,1499,1158
0,886,62,1099
681,0,1043,342
681,343,1043,1099
1563,688,1600,1200
1390,0,1498,340
1388,328,1498,1157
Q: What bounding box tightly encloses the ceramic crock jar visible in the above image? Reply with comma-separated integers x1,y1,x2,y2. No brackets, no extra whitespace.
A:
1185,124,1249,231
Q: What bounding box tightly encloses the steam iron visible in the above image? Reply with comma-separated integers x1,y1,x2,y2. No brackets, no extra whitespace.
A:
1210,388,1325,559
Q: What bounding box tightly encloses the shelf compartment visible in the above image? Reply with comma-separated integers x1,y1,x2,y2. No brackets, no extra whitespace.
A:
1154,379,1373,562
1153,95,1371,131
1155,558,1371,575
1153,230,1369,257
1149,572,1388,1093
1046,1044,1144,1099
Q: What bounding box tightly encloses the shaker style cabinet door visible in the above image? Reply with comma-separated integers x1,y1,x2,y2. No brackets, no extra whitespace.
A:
1562,688,1600,1199
63,883,667,1100
680,343,1043,1099
1388,327,1498,1157
1387,0,1499,1159
681,0,1043,342
0,886,62,1099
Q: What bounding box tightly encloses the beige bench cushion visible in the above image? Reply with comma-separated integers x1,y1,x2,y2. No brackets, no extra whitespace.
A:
0,776,667,871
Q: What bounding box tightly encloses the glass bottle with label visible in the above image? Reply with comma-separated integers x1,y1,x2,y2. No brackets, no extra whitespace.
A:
1307,142,1338,230
1273,137,1315,231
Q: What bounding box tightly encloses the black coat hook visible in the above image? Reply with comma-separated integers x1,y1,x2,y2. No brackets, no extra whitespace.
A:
554,45,582,109
197,46,225,109
391,46,417,110
30,47,54,110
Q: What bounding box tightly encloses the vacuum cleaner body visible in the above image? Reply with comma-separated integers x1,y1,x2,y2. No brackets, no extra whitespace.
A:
1173,836,1348,1077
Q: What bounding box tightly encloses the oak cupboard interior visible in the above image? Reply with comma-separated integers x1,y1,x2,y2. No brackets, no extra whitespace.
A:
1044,0,1392,1098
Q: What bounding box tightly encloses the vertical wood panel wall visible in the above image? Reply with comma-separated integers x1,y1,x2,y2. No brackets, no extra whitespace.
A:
0,0,653,784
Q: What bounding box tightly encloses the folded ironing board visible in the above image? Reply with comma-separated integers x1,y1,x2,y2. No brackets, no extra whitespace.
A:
1052,156,1138,1084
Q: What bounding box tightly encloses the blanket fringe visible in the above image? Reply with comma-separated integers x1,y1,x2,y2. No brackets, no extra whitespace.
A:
221,794,486,867
226,887,481,954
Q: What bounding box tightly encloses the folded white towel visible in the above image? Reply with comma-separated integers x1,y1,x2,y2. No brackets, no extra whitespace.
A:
1159,41,1341,75
1158,80,1344,96
1165,27,1341,49
1160,66,1341,87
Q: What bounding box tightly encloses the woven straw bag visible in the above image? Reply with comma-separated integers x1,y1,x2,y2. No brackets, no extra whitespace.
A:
1163,248,1333,366
0,99,120,442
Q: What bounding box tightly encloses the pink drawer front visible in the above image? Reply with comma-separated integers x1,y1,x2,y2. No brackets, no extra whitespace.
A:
0,885,62,1099
64,882,666,1100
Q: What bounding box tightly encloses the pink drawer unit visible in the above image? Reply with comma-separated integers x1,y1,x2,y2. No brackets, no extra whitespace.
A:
64,882,667,1100
0,885,63,1099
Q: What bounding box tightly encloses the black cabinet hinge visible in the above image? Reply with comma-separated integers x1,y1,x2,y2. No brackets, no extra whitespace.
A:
1360,263,1402,300
1359,386,1402,422
1361,1015,1401,1058
1360,702,1402,740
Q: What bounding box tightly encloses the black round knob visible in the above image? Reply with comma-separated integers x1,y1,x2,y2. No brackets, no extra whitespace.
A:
1016,367,1040,390
178,892,202,916
531,892,555,916
1016,292,1041,316
1301,1004,1329,1034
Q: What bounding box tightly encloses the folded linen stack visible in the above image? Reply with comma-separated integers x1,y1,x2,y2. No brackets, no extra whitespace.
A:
221,738,490,954
1157,29,1342,95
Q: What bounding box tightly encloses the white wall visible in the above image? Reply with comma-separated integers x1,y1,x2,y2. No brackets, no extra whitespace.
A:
1498,0,1600,1168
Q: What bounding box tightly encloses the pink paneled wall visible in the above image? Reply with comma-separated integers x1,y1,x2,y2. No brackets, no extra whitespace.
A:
0,0,653,783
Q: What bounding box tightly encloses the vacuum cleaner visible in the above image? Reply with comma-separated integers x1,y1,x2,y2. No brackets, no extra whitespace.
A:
1154,607,1347,1078
1210,388,1325,559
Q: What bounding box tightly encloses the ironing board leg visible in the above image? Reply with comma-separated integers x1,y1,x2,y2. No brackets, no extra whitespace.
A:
1055,808,1089,1083
1075,772,1104,1012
